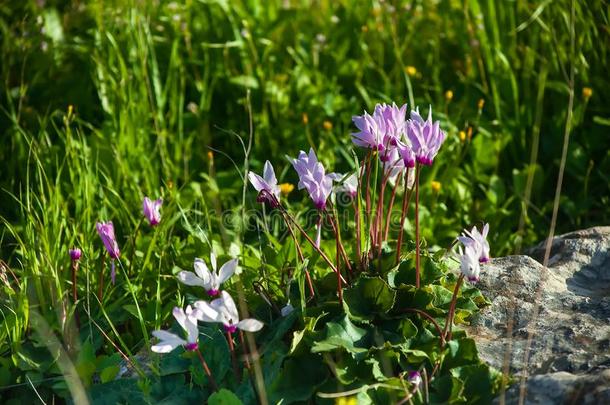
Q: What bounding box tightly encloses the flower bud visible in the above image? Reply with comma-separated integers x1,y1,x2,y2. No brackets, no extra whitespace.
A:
69,248,82,261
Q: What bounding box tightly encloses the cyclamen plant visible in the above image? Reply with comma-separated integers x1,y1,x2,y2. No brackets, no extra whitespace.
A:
245,101,494,401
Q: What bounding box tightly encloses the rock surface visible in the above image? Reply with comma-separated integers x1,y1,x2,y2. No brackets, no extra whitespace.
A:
466,227,610,404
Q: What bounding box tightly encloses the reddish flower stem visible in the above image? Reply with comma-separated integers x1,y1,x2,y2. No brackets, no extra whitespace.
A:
239,330,251,370
415,164,421,288
226,332,240,381
384,172,402,241
325,206,353,276
196,348,218,391
281,210,315,298
443,274,464,342
396,168,413,264
71,259,80,328
274,199,347,284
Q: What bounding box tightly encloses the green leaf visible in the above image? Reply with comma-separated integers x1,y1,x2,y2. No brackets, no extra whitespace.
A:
442,338,479,371
100,365,120,383
343,277,396,322
311,315,370,355
208,389,243,405
429,374,466,404
269,353,329,404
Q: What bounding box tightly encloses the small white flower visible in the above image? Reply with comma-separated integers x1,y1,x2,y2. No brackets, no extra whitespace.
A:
151,305,201,353
195,291,264,334
458,245,481,283
458,223,490,263
177,253,237,297
330,172,358,199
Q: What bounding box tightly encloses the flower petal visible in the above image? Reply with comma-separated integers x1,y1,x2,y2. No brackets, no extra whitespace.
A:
193,259,213,287
237,318,264,332
219,291,239,324
177,271,207,287
217,259,237,284
194,300,221,323
151,330,186,353
263,160,277,186
247,172,268,192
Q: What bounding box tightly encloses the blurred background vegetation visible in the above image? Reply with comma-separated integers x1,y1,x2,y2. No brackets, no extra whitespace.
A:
0,0,608,401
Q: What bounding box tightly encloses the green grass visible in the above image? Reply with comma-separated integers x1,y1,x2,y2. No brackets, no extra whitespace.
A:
0,0,608,403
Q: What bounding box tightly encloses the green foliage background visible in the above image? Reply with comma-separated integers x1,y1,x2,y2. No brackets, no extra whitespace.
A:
0,0,608,403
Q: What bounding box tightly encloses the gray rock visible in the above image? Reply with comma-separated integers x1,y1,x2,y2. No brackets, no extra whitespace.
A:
466,227,610,404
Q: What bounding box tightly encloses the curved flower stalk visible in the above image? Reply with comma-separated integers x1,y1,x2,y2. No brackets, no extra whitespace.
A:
248,160,281,208
96,221,120,284
458,223,490,263
177,254,237,297
151,305,201,353
143,197,163,226
195,291,264,334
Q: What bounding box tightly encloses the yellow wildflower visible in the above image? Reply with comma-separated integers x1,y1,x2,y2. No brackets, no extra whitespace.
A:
431,181,441,193
323,120,333,130
477,98,485,110
207,151,214,160
302,112,309,125
459,131,466,142
335,396,358,405
405,66,417,76
583,87,593,100
445,90,453,101
279,183,294,196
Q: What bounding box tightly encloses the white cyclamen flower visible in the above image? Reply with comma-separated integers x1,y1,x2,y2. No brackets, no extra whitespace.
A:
177,253,237,297
458,245,481,283
151,305,201,353
458,223,490,263
195,291,264,334
329,172,358,199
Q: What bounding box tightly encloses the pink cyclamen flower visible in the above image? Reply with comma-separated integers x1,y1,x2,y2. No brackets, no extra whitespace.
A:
291,148,334,210
247,160,281,208
96,221,120,283
458,223,490,263
177,253,237,297
458,244,481,283
96,221,120,260
374,102,407,146
151,305,202,353
351,111,386,151
69,247,82,261
406,107,446,166
397,139,416,169
195,291,263,334
143,197,163,226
